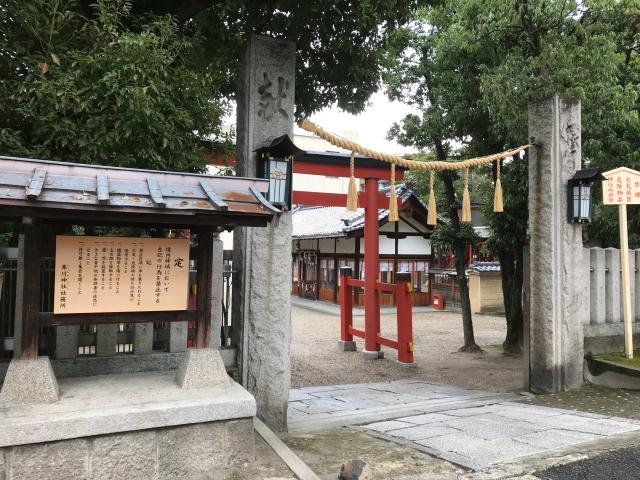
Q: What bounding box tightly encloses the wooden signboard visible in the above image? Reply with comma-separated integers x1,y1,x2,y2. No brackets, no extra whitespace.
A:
54,236,190,314
602,167,640,358
603,167,640,205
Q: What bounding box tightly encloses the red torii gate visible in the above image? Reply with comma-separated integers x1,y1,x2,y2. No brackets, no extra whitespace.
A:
292,152,415,366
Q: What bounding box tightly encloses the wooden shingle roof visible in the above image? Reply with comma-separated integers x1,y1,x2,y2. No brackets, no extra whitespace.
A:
0,156,279,228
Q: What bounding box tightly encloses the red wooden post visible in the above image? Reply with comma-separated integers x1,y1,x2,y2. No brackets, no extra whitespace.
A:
363,177,382,359
395,271,415,366
338,266,356,351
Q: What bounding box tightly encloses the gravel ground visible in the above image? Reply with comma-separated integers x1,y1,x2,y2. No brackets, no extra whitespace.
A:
291,305,522,392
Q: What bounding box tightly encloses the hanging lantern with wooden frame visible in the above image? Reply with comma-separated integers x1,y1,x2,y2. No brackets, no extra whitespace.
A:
255,135,305,210
567,169,605,223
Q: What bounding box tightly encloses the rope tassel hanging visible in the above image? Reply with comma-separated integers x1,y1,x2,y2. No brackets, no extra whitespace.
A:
462,168,472,223
493,159,504,213
346,151,358,212
388,164,399,222
427,171,437,226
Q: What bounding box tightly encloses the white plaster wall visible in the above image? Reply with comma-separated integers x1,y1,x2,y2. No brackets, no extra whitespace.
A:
336,238,356,254
318,238,335,253
378,236,396,255
293,173,350,194
399,236,431,255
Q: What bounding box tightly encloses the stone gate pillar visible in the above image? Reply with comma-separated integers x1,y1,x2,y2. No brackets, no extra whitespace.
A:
527,95,585,393
232,34,294,431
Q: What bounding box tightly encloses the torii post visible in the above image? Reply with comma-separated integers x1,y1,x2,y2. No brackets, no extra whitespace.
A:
293,152,405,358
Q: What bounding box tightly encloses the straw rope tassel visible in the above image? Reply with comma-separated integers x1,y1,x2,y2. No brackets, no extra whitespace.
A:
427,171,437,226
493,159,504,213
346,151,358,212
388,164,399,222
462,168,472,223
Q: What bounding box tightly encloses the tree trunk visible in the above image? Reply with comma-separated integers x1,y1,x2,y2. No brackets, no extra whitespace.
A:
503,244,524,354
498,248,515,350
441,171,481,352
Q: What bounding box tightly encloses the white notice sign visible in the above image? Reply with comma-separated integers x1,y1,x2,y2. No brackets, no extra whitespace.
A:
602,167,640,205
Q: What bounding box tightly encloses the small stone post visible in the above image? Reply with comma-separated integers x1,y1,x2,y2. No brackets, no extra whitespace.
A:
232,34,294,431
590,248,606,325
55,326,80,359
211,235,224,349
96,324,118,356
527,95,585,393
134,323,154,355
605,248,621,323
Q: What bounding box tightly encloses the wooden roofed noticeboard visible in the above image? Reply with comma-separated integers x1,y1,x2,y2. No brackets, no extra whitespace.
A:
0,155,281,358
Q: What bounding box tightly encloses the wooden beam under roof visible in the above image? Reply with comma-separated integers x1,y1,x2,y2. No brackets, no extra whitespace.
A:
25,167,47,200
199,180,228,211
250,186,281,214
147,177,166,208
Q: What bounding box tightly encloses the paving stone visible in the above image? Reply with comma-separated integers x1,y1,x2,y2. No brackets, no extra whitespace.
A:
417,433,543,465
398,413,454,425
533,414,640,435
290,397,347,414
512,429,600,450
443,417,541,441
570,411,611,419
497,403,569,417
387,425,461,441
446,405,502,417
367,420,420,433
288,391,316,402
290,380,640,470
333,399,389,410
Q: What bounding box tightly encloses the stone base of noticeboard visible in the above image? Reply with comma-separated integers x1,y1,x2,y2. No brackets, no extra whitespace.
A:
0,371,256,480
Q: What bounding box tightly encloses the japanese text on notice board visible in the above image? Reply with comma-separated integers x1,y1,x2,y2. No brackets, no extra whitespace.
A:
54,236,190,314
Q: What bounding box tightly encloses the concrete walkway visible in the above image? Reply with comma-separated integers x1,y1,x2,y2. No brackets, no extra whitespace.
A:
291,296,435,316
288,380,640,472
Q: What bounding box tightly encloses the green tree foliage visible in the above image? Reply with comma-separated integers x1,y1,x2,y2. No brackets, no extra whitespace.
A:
0,0,228,171
117,0,429,116
385,0,640,352
0,0,427,170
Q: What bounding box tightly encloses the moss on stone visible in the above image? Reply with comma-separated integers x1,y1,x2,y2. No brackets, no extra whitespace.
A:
596,351,640,369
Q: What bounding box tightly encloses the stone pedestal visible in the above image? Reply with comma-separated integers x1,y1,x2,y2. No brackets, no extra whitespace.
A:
0,357,59,407
527,95,584,393
338,340,357,351
232,34,295,431
0,371,256,480
176,348,230,390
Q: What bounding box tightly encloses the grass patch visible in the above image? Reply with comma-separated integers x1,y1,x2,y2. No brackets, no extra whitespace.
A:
481,343,503,350
596,350,640,369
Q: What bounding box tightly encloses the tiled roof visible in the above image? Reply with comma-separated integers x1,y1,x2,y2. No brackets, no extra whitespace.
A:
292,206,363,239
292,184,423,239
469,262,501,272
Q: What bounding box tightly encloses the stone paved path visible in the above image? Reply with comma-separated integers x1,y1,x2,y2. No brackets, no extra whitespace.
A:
288,380,640,472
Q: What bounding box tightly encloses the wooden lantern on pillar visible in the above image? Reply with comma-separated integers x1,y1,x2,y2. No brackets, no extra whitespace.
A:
255,135,304,211
567,169,605,223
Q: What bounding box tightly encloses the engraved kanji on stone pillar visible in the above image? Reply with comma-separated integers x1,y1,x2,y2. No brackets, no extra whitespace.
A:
233,34,295,431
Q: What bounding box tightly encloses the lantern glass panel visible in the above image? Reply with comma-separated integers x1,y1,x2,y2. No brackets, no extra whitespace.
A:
572,185,581,220
580,184,591,220
267,158,288,205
